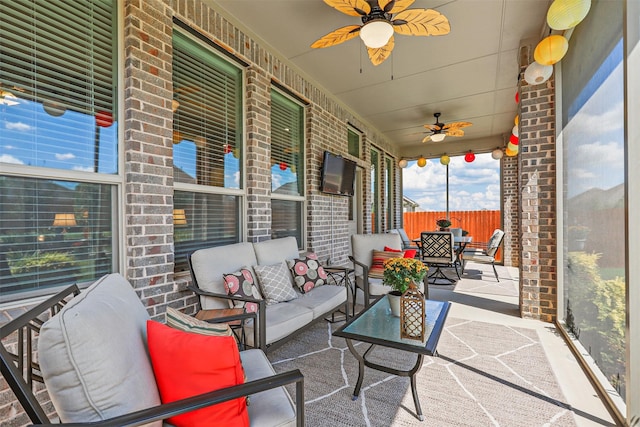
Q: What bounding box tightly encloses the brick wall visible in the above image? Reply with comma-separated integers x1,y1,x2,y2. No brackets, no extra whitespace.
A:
502,154,520,267
0,0,402,424
518,47,557,322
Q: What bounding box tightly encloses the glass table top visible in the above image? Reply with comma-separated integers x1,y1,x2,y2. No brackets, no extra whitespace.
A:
334,296,450,355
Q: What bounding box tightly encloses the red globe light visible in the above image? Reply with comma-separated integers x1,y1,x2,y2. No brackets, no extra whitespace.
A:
223,144,232,154
279,162,288,170
464,152,475,163
509,134,519,145
95,111,114,127
515,91,520,104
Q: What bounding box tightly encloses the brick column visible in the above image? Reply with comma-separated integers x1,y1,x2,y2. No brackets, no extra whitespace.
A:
518,49,558,322
245,66,273,242
123,0,176,317
502,154,519,267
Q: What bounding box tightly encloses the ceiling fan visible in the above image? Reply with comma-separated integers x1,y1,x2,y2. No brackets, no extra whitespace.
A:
422,113,472,142
311,0,450,66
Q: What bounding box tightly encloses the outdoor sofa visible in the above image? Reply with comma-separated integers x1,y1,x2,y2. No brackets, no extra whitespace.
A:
188,236,349,352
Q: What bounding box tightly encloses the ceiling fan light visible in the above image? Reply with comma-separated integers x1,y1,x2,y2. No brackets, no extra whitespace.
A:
430,133,446,142
0,90,19,106
398,159,408,168
359,20,393,48
524,61,553,85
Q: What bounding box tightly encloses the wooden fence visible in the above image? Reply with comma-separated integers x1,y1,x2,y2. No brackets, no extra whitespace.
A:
403,210,502,260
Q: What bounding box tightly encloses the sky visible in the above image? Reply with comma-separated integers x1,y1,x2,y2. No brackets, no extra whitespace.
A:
402,152,501,212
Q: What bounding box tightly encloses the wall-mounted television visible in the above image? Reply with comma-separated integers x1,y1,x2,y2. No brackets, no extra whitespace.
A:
320,151,356,196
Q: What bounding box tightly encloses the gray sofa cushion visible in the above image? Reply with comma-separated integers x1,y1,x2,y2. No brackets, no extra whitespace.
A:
253,236,300,265
39,273,161,426
289,285,347,318
244,303,314,347
241,350,296,427
190,242,258,309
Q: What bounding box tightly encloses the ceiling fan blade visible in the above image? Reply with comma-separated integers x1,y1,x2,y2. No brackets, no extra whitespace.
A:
311,25,361,48
392,9,451,36
442,121,472,129
445,129,465,137
367,35,395,65
422,135,432,143
323,0,371,17
424,124,442,131
379,0,414,14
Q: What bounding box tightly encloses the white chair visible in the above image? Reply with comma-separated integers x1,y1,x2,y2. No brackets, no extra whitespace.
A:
463,229,505,281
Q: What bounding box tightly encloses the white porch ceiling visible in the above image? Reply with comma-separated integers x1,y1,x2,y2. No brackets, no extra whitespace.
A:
207,0,549,159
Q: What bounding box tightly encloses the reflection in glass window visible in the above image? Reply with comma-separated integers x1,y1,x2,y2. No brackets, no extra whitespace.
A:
0,177,114,302
172,30,244,271
371,148,379,233
560,0,626,403
270,89,304,247
0,0,118,174
173,31,242,189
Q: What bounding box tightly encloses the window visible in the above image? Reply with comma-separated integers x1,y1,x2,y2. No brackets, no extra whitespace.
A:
370,148,380,233
0,0,118,301
384,156,393,229
348,127,361,158
172,30,244,271
270,89,304,246
559,0,627,408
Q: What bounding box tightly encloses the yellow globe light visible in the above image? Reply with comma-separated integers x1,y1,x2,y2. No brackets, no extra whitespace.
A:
417,156,427,168
534,35,569,66
506,146,519,157
440,155,450,165
515,115,519,126
547,0,591,30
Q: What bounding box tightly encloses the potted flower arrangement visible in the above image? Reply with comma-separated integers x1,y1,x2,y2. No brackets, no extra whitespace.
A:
436,218,451,231
383,257,428,316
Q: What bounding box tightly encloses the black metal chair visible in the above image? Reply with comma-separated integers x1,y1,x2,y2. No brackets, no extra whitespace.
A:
418,231,459,284
0,284,305,426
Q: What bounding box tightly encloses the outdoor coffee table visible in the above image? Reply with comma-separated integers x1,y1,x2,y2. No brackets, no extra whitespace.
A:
333,295,451,421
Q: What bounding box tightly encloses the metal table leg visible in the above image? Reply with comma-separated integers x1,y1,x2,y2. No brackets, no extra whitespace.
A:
343,338,426,420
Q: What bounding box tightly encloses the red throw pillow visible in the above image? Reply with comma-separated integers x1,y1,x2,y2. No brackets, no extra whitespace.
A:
403,249,418,259
384,246,417,259
146,321,249,427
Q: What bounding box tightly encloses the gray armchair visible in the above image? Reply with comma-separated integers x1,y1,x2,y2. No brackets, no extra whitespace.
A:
350,233,428,308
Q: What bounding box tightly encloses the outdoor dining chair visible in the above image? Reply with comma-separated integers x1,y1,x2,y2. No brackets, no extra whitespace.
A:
462,229,505,281
418,231,459,284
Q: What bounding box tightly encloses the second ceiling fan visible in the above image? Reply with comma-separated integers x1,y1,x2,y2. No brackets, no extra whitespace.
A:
311,0,450,66
422,113,472,143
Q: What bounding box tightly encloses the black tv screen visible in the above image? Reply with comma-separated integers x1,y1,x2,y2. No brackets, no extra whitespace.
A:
320,151,356,196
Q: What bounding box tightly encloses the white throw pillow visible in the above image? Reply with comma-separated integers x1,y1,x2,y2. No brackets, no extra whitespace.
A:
253,262,298,305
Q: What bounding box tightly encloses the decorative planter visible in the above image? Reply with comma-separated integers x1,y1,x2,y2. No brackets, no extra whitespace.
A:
387,291,402,317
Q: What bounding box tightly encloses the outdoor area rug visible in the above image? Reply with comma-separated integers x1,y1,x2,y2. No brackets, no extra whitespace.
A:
268,317,577,427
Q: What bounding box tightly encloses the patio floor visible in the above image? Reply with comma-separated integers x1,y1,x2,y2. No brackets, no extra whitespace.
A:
429,261,617,427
